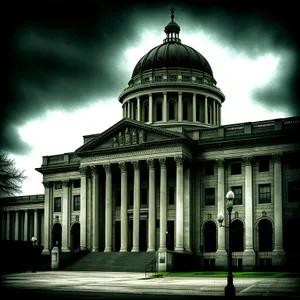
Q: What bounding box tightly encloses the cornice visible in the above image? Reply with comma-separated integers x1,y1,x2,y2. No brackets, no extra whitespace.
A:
35,163,80,175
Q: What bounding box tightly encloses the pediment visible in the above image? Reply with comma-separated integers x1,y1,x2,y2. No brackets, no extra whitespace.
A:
75,118,184,154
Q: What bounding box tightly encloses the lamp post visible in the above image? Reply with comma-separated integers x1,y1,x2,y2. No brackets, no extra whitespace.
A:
218,190,236,297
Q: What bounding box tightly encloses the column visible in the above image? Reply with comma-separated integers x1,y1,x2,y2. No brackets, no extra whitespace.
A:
272,153,284,252
216,158,226,252
131,100,134,119
61,180,70,251
42,181,51,253
34,209,38,241
132,160,140,252
243,156,254,252
219,103,222,125
183,162,191,252
104,164,112,252
91,166,99,252
175,156,184,252
178,92,182,121
213,100,216,125
216,102,219,126
147,159,156,252
79,166,88,251
24,210,28,241
127,101,130,118
6,211,10,240
15,211,19,241
137,97,140,121
204,96,208,123
163,92,167,122
192,93,196,122
119,162,128,252
159,158,167,251
149,94,153,124
123,105,126,118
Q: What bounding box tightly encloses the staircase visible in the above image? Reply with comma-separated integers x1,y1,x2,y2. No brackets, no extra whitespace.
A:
64,252,157,272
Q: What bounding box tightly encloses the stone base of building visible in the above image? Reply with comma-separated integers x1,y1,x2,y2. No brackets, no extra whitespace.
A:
239,249,256,271
215,250,227,270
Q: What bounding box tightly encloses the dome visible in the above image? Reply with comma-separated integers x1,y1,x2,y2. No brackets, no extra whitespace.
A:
131,42,213,78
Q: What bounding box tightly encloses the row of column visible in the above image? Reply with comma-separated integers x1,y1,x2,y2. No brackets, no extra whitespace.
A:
215,153,283,253
123,92,221,125
78,156,187,253
3,209,39,242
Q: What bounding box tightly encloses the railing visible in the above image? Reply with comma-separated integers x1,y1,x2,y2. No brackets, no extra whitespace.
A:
145,256,157,278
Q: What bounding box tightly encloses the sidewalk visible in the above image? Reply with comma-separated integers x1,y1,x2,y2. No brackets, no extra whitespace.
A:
1,271,300,298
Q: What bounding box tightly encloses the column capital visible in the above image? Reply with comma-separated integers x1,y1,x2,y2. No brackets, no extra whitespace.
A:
119,162,127,172
242,156,253,165
103,164,111,174
159,157,167,168
132,160,140,170
271,152,283,162
42,181,51,188
148,93,152,98
90,165,98,176
62,179,70,187
163,92,167,96
178,92,182,96
136,96,140,100
79,166,88,175
147,158,155,169
174,156,185,166
193,93,197,97
215,158,225,168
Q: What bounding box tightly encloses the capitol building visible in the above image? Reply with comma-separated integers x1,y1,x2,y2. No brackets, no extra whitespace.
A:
1,11,300,271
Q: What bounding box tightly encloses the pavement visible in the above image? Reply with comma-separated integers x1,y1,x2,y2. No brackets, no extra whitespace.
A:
1,271,300,299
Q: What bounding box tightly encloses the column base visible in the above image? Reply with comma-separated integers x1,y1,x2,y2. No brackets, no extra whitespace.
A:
92,247,99,252
104,247,112,252
215,249,227,270
42,249,50,255
61,248,70,253
147,248,155,252
119,248,127,252
158,247,167,252
131,247,139,252
174,246,184,252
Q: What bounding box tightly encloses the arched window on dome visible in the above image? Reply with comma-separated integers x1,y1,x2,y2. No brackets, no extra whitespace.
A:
168,101,176,120
156,101,162,121
196,100,200,122
144,102,149,123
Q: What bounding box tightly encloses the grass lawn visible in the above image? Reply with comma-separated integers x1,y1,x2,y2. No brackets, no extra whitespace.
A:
156,271,300,278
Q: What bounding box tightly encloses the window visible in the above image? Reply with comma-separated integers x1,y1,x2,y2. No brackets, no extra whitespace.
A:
54,182,62,189
203,221,217,252
156,102,162,121
288,181,300,202
195,76,202,83
169,101,175,120
258,219,273,251
259,159,269,172
116,190,121,207
231,186,242,205
155,75,162,82
205,188,215,206
142,77,149,83
73,195,80,211
141,188,148,205
232,220,244,251
54,197,61,212
169,75,177,82
73,179,80,188
183,102,188,120
182,75,191,82
205,163,214,176
231,162,242,175
259,184,271,204
168,187,175,205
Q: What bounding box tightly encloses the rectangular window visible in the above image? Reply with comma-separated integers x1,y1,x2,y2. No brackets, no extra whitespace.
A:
259,184,271,204
154,75,162,82
54,181,62,189
73,179,81,188
54,197,61,212
73,195,80,211
231,186,242,205
182,75,191,82
169,75,177,82
259,159,269,172
195,76,202,83
231,162,242,175
205,163,214,176
141,188,148,205
288,181,300,202
205,188,215,206
116,190,121,207
142,77,149,83
168,186,175,205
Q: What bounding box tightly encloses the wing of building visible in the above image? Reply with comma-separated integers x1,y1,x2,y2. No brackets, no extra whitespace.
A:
1,10,300,272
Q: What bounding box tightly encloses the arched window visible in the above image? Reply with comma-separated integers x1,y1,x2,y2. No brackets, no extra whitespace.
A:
231,220,244,252
70,223,80,251
203,221,217,252
196,100,200,122
183,102,188,120
52,223,62,249
258,219,273,251
144,102,149,122
156,102,162,121
169,101,175,120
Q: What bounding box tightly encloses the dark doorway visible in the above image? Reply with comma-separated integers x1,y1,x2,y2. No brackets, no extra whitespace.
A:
71,223,80,251
203,221,217,252
115,221,121,252
52,223,62,249
139,219,147,251
167,220,174,250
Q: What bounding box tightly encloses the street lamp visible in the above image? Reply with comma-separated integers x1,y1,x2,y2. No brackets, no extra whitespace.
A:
218,190,236,297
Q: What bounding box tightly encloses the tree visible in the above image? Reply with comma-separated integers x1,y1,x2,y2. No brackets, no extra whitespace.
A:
0,152,27,197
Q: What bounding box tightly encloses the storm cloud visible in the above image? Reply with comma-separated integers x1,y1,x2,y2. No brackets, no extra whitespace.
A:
4,1,300,155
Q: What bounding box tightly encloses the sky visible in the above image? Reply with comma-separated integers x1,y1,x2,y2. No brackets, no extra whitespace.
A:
4,0,300,196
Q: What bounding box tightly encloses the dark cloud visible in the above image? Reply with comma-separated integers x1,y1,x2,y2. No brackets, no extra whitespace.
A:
4,0,300,155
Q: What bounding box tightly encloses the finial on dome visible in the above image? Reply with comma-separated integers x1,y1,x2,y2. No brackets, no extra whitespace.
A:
171,8,175,22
